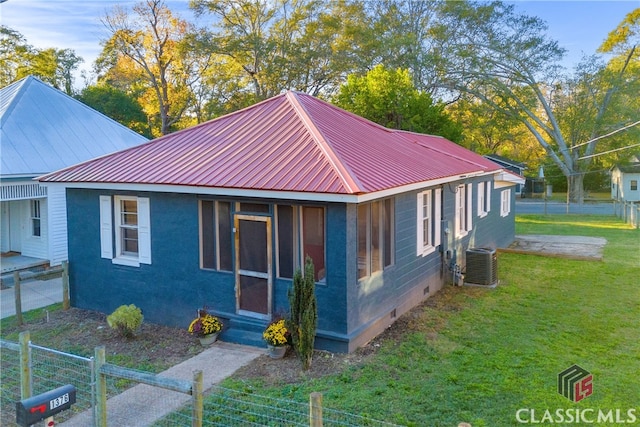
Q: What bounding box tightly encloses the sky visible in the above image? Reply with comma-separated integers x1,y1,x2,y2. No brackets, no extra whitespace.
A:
1,0,638,85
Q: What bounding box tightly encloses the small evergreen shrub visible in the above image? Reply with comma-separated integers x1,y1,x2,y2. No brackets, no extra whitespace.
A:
107,304,143,338
287,256,318,370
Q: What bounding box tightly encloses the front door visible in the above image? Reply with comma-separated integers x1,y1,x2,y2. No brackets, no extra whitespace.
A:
234,214,272,319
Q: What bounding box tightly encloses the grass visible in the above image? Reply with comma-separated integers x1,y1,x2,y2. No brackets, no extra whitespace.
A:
222,215,639,426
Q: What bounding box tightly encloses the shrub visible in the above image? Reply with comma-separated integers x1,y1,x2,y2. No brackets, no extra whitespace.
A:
107,304,143,338
287,256,317,370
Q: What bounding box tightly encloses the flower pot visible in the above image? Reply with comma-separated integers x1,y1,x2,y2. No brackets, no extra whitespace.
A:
199,332,219,346
267,345,288,359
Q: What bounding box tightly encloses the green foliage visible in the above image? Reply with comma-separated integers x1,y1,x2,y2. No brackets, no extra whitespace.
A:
0,26,82,93
334,65,463,142
287,256,318,371
77,85,151,137
107,304,143,338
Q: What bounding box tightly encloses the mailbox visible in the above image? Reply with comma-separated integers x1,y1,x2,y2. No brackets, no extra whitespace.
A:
16,384,76,426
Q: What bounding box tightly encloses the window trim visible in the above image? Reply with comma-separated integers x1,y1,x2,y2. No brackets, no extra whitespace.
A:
300,205,326,283
500,189,511,217
199,200,233,272
30,199,42,237
477,181,491,218
100,195,151,267
417,189,441,257
631,180,638,191
455,184,472,238
275,204,300,279
358,198,395,280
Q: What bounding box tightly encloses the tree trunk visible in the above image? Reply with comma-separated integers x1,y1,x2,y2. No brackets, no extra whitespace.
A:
567,173,585,204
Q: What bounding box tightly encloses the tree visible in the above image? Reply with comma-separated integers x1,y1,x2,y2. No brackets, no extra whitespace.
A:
449,98,544,164
334,65,463,142
431,1,638,202
100,0,196,135
77,85,151,137
287,256,317,371
0,25,33,86
190,0,373,100
363,0,440,93
0,26,83,93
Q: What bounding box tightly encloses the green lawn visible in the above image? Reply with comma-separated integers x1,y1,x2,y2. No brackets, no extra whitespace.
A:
223,215,640,426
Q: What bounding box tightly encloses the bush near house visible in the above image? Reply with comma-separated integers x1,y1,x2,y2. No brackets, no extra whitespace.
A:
107,304,143,338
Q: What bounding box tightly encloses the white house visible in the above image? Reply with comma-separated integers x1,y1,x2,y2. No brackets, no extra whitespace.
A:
0,76,147,267
611,162,640,202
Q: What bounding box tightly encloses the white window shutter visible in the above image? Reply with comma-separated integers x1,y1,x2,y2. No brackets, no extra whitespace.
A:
434,188,442,247
99,195,113,259
477,183,483,216
138,197,152,264
416,193,423,256
466,184,473,231
486,181,492,212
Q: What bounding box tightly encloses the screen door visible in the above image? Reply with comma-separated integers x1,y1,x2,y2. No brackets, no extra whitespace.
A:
234,215,272,319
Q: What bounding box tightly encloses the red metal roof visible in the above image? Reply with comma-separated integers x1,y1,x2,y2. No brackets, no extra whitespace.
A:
40,91,502,195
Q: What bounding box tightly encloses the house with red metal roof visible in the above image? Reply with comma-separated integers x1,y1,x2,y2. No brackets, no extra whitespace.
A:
40,91,523,352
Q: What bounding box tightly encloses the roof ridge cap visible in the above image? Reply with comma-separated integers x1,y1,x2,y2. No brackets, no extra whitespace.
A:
401,132,498,171
1,75,33,121
285,91,364,194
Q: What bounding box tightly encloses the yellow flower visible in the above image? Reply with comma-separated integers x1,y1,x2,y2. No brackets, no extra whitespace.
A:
263,319,289,346
188,313,222,337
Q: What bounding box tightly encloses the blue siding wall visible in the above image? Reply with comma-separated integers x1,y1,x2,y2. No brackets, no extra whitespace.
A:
66,180,517,353
66,189,349,348
67,189,237,330
341,179,518,350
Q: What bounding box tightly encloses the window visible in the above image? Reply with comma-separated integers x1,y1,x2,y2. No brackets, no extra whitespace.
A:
500,189,511,217
302,206,325,282
199,200,232,271
118,198,138,256
631,180,638,191
276,205,297,279
417,189,441,256
100,195,151,266
30,200,41,237
477,182,491,217
455,184,472,237
276,205,326,282
358,199,394,280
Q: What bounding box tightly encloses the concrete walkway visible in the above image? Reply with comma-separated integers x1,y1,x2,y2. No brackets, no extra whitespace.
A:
1,276,63,319
0,276,263,426
60,342,263,427
501,235,607,261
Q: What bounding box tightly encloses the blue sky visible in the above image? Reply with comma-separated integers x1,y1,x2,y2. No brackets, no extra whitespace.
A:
1,0,638,83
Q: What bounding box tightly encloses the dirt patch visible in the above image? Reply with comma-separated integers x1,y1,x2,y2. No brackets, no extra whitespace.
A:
501,235,607,260
2,308,204,369
2,285,471,384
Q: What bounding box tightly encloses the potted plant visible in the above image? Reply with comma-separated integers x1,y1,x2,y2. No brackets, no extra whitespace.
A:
188,308,223,346
263,318,290,359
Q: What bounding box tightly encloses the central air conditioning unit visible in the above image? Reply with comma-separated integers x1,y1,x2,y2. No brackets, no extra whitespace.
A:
464,248,498,287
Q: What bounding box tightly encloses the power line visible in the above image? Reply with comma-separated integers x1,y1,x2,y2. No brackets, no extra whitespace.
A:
571,120,640,150
578,142,640,160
